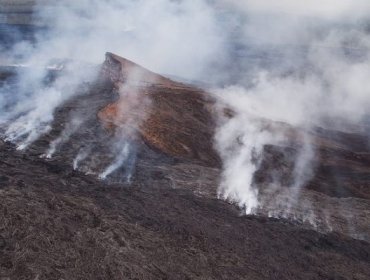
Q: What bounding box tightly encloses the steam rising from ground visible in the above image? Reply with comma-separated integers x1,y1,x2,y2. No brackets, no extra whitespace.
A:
1,0,224,180
73,147,91,171
212,2,370,216
43,113,85,159
1,1,370,228
0,0,230,182
1,62,96,150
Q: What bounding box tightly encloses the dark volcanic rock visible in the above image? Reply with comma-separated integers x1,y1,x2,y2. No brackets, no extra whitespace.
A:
1,52,370,279
0,140,370,280
99,52,220,167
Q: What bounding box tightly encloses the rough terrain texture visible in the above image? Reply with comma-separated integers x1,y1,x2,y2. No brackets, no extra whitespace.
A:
97,53,370,240
99,53,220,166
1,140,370,280
0,52,370,279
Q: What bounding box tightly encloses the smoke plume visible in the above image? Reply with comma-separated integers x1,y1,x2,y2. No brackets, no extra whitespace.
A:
1,0,370,228
212,1,370,218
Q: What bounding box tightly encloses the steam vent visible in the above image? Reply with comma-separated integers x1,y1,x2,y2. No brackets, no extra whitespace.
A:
1,1,370,279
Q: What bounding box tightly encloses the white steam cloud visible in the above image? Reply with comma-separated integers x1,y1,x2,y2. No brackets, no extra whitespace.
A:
43,114,85,159
223,0,370,19
99,142,131,180
0,0,228,151
73,147,91,171
0,0,370,231
213,1,370,218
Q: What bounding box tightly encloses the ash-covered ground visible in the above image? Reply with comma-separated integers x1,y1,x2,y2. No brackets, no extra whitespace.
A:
0,53,369,279
1,138,370,280
1,1,370,279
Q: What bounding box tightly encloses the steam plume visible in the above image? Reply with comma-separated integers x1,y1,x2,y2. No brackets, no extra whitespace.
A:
1,0,370,230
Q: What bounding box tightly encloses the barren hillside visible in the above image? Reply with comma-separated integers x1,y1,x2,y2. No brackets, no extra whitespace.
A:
0,51,370,279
